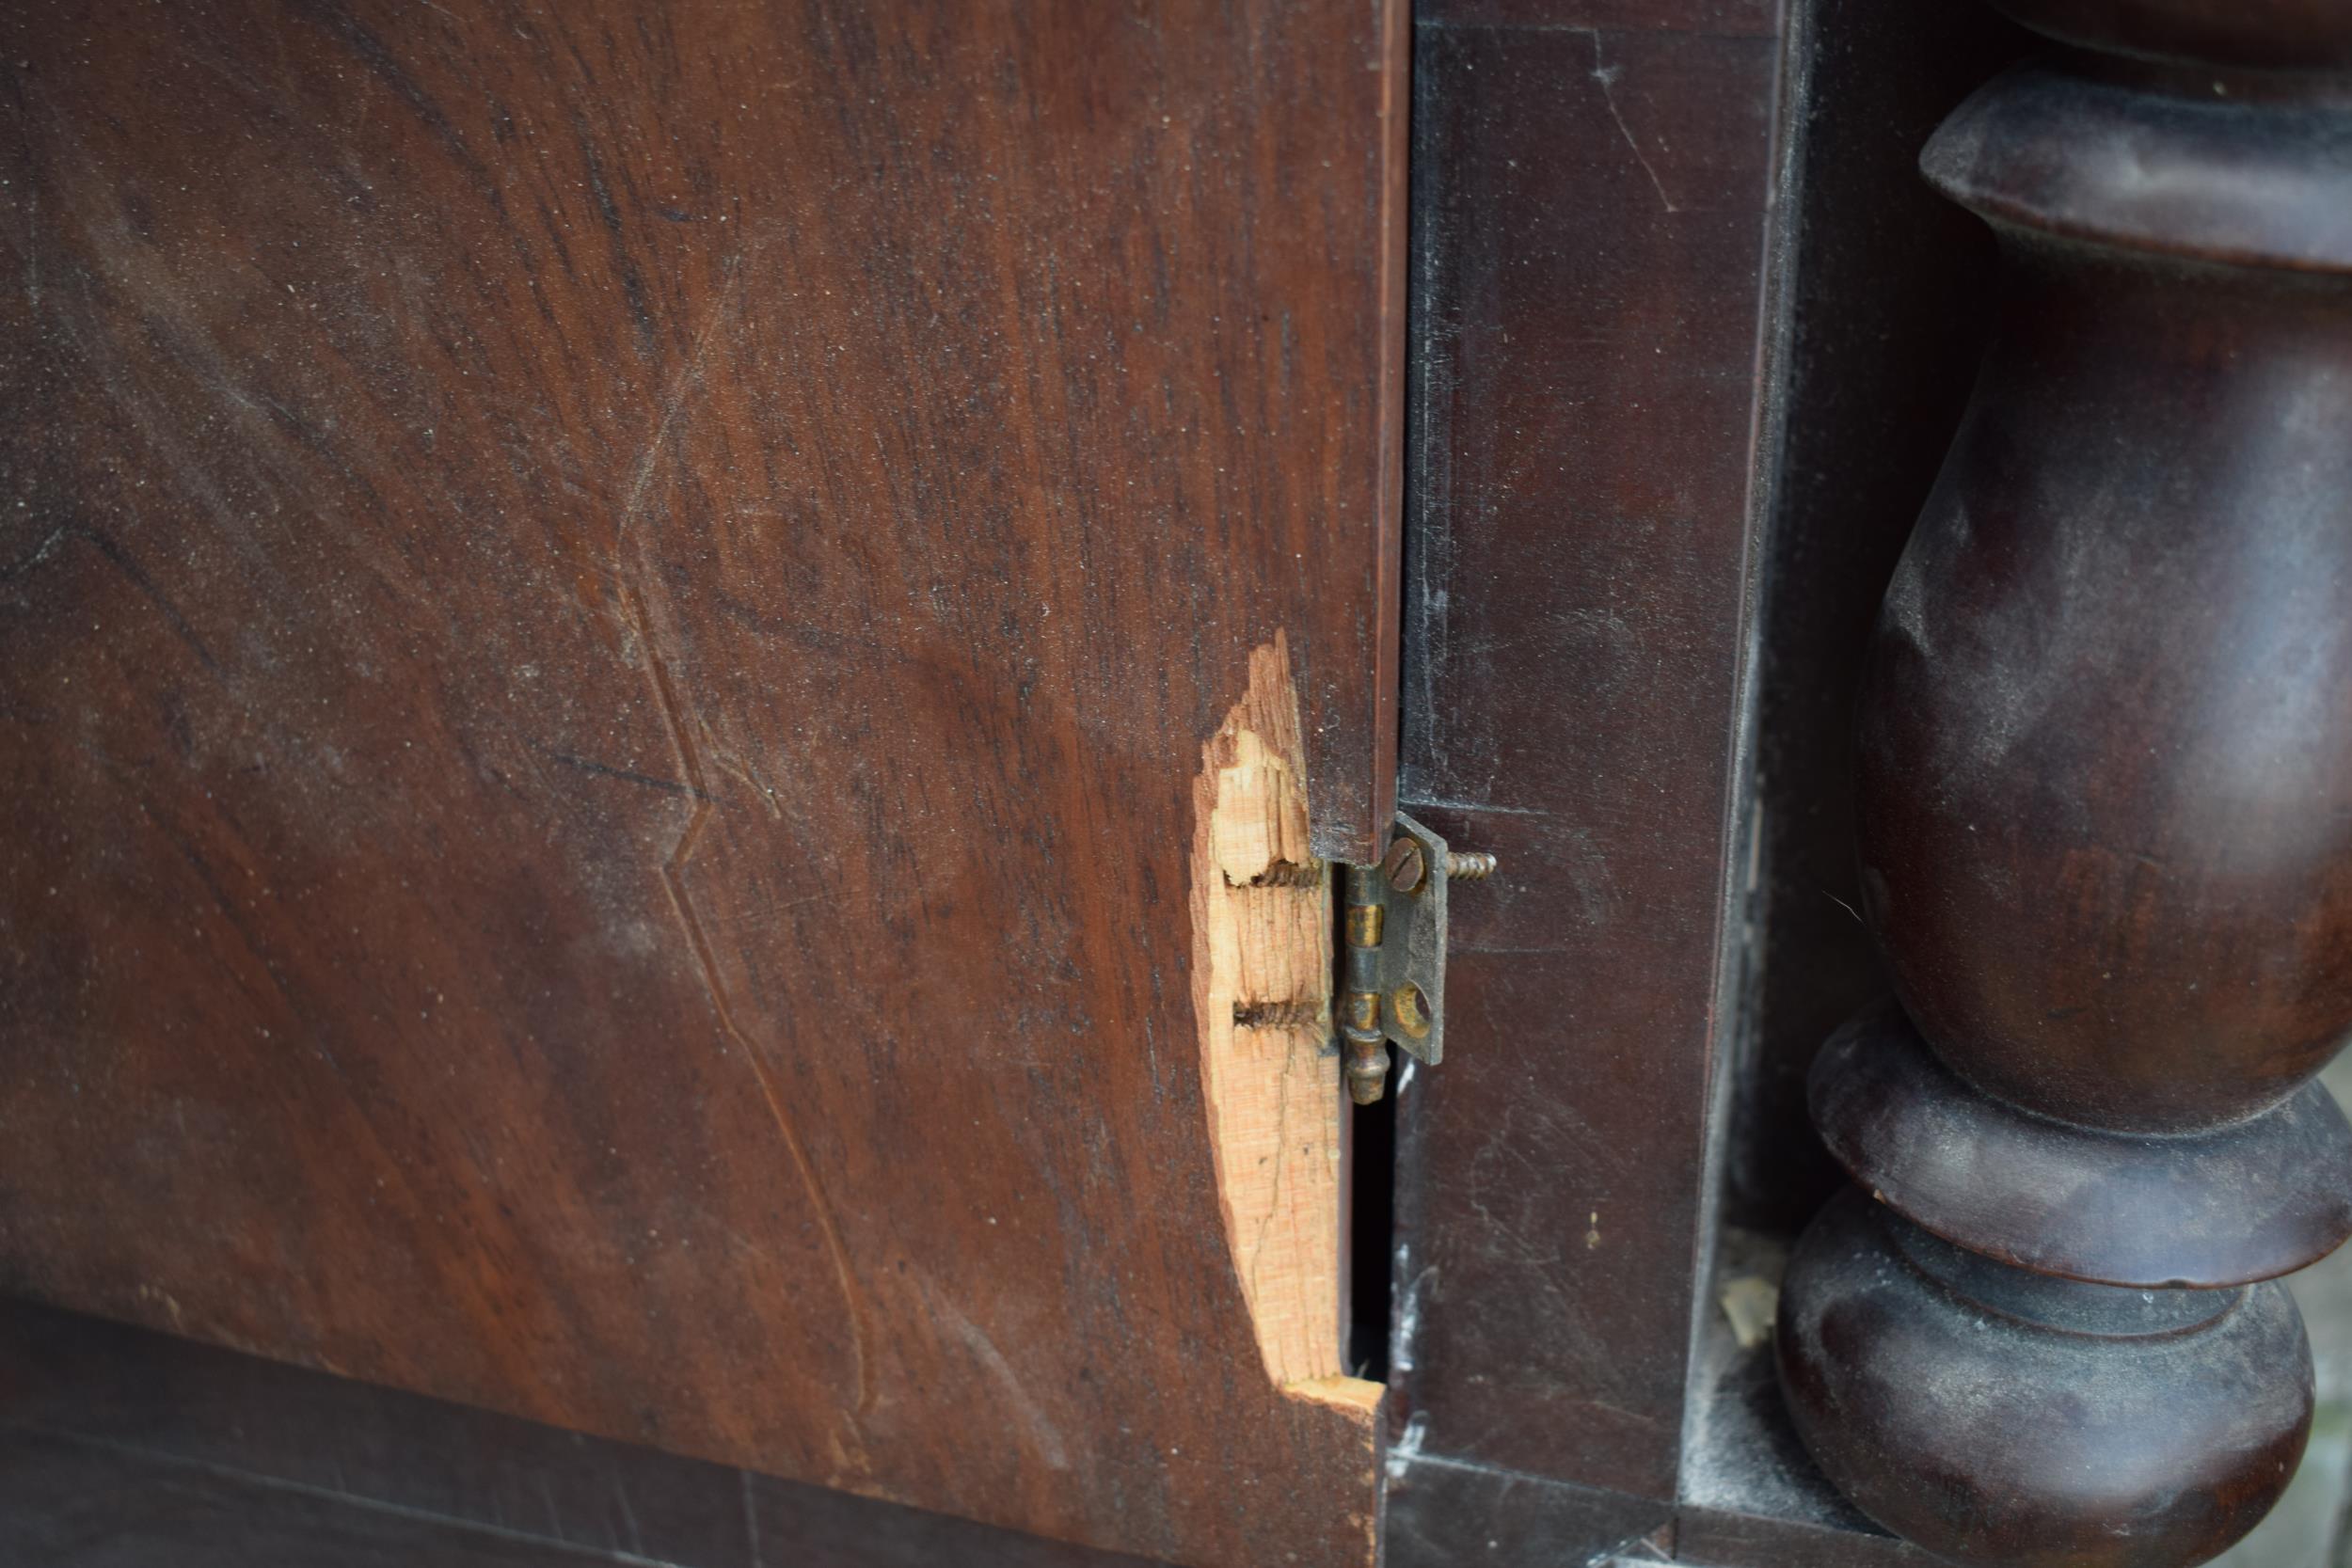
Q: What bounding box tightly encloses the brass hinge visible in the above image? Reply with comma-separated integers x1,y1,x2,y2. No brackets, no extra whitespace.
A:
1338,811,1498,1104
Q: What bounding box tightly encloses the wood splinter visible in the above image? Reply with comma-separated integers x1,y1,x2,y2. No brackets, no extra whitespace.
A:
1187,637,1375,1419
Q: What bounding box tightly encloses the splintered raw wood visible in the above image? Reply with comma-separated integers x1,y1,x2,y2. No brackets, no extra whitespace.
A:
1191,638,1374,1410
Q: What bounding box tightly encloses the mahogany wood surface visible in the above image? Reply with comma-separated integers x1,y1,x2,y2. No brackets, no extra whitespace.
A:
1780,1193,2313,1568
1990,0,2352,68
1724,0,2019,1237
1389,0,1787,1539
0,4,1406,1563
1777,0,2352,1560
0,1297,1167,1568
0,1435,652,1568
1812,1004,2352,1289
1673,1511,1931,1568
1384,2,2026,1560
1857,234,2352,1138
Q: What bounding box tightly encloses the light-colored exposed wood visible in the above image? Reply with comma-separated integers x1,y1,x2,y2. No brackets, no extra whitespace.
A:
1191,638,1379,1421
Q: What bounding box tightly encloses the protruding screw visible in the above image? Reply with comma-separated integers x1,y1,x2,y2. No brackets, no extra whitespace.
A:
1446,849,1499,882
1383,837,1499,893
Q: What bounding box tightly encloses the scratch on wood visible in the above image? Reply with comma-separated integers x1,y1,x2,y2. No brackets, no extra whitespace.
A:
527,741,710,800
1590,33,1680,215
607,263,877,1448
916,1271,1073,1473
7,523,226,675
628,609,878,1451
612,257,741,549
740,1470,764,1568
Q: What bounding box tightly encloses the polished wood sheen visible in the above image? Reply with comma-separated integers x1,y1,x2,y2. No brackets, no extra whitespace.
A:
0,1298,1168,1568
1990,0,2352,68
1780,1192,2312,1568
1777,0,2352,1561
1811,1004,2352,1290
1388,4,1789,1548
0,4,1406,1564
1859,237,2352,1137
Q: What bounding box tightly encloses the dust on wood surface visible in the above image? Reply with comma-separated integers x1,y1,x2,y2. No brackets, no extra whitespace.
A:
0,2,1402,1563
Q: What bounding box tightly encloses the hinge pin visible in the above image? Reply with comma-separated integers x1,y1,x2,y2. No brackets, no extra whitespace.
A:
1342,863,1393,1104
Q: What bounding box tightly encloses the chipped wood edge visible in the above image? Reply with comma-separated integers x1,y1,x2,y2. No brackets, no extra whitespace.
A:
1190,636,1383,1430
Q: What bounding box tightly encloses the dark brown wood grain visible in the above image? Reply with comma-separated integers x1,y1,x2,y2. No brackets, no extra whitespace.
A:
1813,1002,2352,1288
0,1433,651,1568
1990,0,2352,67
1674,1508,1930,1568
1857,232,2352,1137
0,1297,1169,1568
1380,1463,1673,1567
1779,1194,2313,1568
0,4,1405,1563
1723,0,2021,1238
1390,0,1786,1525
1777,1,2352,1560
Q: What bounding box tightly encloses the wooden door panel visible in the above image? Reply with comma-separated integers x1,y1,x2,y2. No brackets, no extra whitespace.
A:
0,4,1404,1563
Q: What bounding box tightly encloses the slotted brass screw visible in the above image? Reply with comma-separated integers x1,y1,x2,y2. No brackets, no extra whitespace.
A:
1381,838,1500,893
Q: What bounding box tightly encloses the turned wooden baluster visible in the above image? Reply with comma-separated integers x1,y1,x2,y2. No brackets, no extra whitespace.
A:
1776,6,2352,1564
